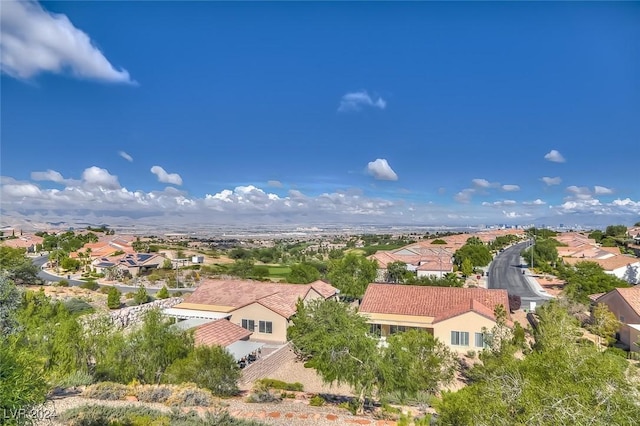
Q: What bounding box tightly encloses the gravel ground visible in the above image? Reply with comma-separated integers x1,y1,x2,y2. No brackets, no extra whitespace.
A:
253,357,354,396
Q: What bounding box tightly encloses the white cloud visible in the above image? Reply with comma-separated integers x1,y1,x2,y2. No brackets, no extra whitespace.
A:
454,188,475,203
501,184,520,192
566,185,592,200
544,149,566,163
0,0,134,84
118,151,133,162
82,166,120,189
366,159,398,181
150,166,183,186
594,185,613,195
481,200,517,207
30,169,65,183
2,182,42,198
267,180,282,188
338,91,386,112
541,176,562,186
472,178,492,189
523,199,547,206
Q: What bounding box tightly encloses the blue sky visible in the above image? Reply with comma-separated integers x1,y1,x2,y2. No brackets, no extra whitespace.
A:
1,1,639,227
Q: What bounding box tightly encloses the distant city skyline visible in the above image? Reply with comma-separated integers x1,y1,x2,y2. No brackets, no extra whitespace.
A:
1,1,639,227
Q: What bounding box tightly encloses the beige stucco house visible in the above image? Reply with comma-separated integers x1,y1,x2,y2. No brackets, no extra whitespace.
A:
359,284,511,352
592,286,640,352
172,279,338,344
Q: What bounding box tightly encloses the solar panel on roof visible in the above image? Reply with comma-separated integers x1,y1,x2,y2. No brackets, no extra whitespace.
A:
126,260,136,265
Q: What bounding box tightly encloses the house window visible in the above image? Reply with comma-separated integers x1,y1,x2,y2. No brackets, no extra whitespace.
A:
451,331,469,346
241,319,255,332
369,324,381,337
390,325,407,335
259,321,272,334
475,332,485,348
620,316,625,322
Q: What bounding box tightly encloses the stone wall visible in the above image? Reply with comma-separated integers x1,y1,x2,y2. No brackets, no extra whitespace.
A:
239,343,297,386
108,297,183,328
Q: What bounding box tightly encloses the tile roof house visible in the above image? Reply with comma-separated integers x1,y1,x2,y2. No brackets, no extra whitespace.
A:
91,253,165,276
173,279,338,343
592,287,640,352
368,246,454,281
563,255,640,284
1,234,44,253
359,284,511,352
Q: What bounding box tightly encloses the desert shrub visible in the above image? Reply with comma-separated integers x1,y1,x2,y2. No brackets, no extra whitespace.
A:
246,382,281,404
280,392,296,399
99,286,111,294
338,400,359,415
466,350,476,359
135,385,173,403
166,385,215,407
64,298,95,315
173,291,183,297
125,292,135,299
80,280,99,291
309,395,325,406
107,287,122,309
55,279,69,287
82,382,129,400
53,370,94,388
255,378,303,392
156,285,170,299
60,404,267,426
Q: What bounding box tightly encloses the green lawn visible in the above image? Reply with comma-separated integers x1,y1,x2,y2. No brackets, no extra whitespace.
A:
266,265,291,277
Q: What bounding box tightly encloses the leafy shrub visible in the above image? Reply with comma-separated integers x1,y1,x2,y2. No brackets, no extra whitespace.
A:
280,392,296,399
246,382,281,404
166,385,215,407
136,385,173,403
60,404,266,426
82,382,129,400
309,395,325,406
134,285,150,305
80,280,99,291
56,279,69,287
338,400,359,415
255,378,303,392
466,350,476,359
156,285,170,299
107,287,122,309
53,370,94,388
64,298,95,315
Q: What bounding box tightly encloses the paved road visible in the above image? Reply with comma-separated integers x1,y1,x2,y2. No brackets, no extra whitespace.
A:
487,242,551,308
32,255,193,295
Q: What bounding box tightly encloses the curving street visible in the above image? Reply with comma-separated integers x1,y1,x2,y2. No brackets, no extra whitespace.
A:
487,241,552,309
32,255,193,296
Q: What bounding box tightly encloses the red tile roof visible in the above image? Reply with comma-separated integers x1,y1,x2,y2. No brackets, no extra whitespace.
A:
185,279,337,318
194,319,252,347
359,284,510,322
597,286,640,317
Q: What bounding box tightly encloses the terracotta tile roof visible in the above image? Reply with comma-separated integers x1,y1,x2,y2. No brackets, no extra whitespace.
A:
359,284,510,322
589,293,606,302
563,255,640,271
598,287,640,317
194,319,252,347
2,235,44,249
186,279,337,318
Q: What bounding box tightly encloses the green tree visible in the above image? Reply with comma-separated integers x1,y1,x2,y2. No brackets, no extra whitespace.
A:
436,301,640,425
589,303,621,347
561,261,629,303
229,259,254,279
0,246,40,285
385,261,407,283
107,287,122,309
406,273,464,287
327,253,378,299
0,273,21,335
588,230,604,243
287,262,321,284
156,285,170,299
134,285,150,305
379,329,456,403
164,345,240,396
288,299,380,413
251,265,270,279
605,224,627,237
461,258,473,277
454,244,492,268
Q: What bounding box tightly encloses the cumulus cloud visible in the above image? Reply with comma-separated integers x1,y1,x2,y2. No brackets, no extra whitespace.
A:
366,159,398,181
0,0,134,84
454,188,475,203
150,166,183,186
566,185,592,200
523,199,547,206
267,180,283,188
30,169,65,183
472,178,493,189
541,176,562,186
118,151,133,162
544,149,566,163
501,184,520,192
338,91,386,112
594,185,613,195
82,166,120,189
